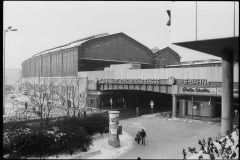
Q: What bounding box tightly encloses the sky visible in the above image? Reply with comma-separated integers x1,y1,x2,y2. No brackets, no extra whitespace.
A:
3,1,221,69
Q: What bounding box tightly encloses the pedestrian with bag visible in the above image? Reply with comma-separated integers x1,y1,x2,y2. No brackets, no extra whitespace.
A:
140,129,146,145
135,131,141,144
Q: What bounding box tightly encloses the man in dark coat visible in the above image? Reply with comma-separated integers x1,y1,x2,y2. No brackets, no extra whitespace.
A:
140,129,146,145
83,110,86,117
25,102,28,110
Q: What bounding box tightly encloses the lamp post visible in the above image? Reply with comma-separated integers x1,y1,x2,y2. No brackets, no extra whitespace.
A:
3,26,18,115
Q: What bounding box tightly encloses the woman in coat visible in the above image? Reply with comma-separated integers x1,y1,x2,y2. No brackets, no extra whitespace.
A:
136,131,141,144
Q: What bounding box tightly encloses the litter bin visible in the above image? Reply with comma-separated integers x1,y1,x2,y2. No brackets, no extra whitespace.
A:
119,125,122,135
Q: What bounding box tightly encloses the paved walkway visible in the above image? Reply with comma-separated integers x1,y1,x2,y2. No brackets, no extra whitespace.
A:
81,113,222,159
86,131,134,159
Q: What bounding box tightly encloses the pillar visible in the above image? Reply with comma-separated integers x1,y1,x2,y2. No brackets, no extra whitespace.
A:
221,52,233,135
172,94,177,118
108,111,120,147
182,100,187,116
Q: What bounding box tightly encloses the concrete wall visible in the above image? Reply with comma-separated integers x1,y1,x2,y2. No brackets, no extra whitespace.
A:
171,1,239,43
79,66,239,82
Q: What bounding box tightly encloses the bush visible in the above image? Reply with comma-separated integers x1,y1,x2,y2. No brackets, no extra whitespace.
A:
19,125,92,158
54,114,109,136
79,114,109,135
20,127,56,158
3,113,108,158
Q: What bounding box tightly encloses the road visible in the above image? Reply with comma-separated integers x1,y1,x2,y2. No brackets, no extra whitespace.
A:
95,107,164,120
117,115,221,159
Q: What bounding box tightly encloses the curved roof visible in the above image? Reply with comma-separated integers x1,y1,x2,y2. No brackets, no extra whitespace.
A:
80,32,154,64
153,47,181,60
31,33,109,58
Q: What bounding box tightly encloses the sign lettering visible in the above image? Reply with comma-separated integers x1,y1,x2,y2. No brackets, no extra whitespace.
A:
98,79,163,84
167,76,175,85
181,79,210,85
179,86,238,95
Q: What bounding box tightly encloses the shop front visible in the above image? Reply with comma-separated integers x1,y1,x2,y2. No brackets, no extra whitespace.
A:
177,78,239,118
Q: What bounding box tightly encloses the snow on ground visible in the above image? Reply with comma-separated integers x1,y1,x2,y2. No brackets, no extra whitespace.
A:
87,131,134,159
141,113,161,118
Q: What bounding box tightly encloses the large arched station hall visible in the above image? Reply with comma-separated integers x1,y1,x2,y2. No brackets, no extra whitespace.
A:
22,32,239,134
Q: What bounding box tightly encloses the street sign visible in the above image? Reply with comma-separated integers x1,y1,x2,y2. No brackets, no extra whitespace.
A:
110,98,113,110
150,100,154,108
150,100,154,114
110,98,113,104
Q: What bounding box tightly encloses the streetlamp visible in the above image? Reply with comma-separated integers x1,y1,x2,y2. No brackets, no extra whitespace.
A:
3,26,18,115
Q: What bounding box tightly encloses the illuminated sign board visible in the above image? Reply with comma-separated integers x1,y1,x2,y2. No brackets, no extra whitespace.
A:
179,86,238,95
98,79,161,84
217,88,239,95
98,77,175,85
167,76,175,85
181,79,210,85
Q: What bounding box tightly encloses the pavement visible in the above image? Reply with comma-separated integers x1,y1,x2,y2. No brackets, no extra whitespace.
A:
86,131,134,159
54,113,224,159
4,97,238,159
71,113,236,159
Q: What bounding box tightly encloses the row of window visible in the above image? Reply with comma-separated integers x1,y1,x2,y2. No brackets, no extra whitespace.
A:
22,50,78,78
83,38,151,63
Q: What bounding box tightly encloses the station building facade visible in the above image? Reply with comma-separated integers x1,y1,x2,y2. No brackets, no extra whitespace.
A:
21,32,239,119
169,1,239,135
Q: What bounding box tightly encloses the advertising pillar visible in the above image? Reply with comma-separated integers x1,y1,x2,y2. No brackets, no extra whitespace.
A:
108,111,120,147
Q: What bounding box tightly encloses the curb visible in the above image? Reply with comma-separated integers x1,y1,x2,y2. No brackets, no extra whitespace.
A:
72,150,101,159
71,133,108,159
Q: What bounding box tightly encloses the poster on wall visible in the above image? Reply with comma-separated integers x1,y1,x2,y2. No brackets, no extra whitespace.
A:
109,85,113,89
110,129,117,134
109,114,119,124
135,85,140,90
217,88,239,95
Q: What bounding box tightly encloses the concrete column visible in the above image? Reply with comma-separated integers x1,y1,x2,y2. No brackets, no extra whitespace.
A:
221,52,233,135
172,94,177,118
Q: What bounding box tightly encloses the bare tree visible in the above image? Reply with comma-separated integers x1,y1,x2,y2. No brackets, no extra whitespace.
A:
56,77,88,118
23,76,58,126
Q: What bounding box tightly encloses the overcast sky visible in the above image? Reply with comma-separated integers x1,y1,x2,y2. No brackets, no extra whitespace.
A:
4,1,221,69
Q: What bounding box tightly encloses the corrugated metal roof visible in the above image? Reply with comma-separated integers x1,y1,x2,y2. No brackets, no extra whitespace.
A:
32,33,109,57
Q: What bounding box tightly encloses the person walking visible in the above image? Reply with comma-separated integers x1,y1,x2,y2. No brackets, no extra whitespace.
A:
83,110,86,118
136,131,141,144
140,129,146,145
25,102,28,110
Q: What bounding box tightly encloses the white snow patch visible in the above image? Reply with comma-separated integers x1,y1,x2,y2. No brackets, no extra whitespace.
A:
133,122,141,125
141,113,161,118
87,131,134,159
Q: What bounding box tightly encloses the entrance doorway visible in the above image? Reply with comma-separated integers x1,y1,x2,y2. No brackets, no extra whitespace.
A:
89,98,98,108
